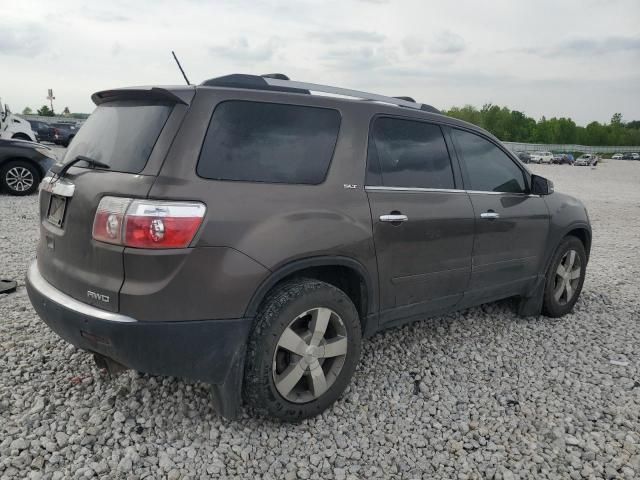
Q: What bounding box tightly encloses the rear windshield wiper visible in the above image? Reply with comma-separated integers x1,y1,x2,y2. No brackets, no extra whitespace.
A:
50,155,110,179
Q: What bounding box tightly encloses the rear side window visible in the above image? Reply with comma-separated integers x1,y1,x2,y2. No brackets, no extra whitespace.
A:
197,101,341,184
63,100,172,173
452,129,526,193
368,117,454,189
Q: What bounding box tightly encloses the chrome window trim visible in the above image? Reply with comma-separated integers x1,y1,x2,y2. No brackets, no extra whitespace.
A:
365,185,540,197
364,186,465,194
27,261,137,324
467,190,540,197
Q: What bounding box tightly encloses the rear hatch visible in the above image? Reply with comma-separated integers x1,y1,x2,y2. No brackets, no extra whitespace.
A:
37,87,194,312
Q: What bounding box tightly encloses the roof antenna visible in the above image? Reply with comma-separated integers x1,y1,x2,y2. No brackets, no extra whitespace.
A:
171,51,191,85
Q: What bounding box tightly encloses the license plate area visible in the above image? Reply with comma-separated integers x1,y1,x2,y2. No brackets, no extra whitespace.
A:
47,194,67,227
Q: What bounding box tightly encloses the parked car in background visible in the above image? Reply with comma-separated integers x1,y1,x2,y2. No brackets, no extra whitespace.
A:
52,122,79,147
26,73,592,421
516,151,531,163
530,151,553,164
0,138,57,195
631,153,640,160
1,101,37,142
611,153,623,160
552,154,574,165
27,120,56,143
575,154,598,166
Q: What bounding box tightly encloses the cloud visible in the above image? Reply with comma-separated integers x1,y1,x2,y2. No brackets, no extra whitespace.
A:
0,22,48,56
321,45,395,70
506,36,640,57
209,37,280,63
551,36,640,56
309,30,385,43
402,35,424,55
83,10,130,23
430,31,466,54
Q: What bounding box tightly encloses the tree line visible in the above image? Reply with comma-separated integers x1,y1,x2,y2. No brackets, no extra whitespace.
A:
445,104,640,147
22,105,88,120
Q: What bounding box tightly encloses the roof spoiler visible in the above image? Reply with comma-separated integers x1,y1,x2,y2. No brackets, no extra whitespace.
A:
91,87,192,106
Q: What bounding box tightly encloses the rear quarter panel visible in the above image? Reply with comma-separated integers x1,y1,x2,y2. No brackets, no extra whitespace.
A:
143,88,378,320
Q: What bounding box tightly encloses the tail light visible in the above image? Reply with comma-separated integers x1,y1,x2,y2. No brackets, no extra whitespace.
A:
92,197,206,249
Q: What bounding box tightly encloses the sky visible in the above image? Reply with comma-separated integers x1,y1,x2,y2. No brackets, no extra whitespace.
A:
1,0,639,126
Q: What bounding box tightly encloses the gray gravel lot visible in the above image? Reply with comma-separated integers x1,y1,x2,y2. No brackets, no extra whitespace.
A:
1,161,639,479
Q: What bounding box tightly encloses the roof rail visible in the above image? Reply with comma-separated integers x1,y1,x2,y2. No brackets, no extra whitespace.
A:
261,73,290,80
264,77,439,112
200,74,440,113
394,96,416,102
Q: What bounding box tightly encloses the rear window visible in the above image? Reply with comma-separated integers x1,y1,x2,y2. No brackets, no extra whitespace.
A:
62,100,172,173
197,101,341,184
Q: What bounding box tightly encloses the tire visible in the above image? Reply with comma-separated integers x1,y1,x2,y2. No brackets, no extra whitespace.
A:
542,236,587,317
1,160,40,196
244,279,361,421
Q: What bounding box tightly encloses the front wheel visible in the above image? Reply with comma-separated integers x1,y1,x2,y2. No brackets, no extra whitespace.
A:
244,279,361,421
542,236,587,317
1,160,40,195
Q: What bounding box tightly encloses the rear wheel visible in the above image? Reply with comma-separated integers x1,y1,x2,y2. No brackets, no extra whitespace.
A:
542,236,586,317
1,160,40,196
244,279,361,421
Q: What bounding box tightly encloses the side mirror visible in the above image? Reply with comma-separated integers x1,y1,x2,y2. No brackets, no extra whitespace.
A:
531,174,554,195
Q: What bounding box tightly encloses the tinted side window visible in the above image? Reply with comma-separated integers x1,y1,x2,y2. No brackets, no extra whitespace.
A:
197,101,341,184
368,117,454,189
452,129,526,193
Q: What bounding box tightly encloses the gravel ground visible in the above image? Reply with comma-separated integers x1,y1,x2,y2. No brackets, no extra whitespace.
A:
1,161,639,480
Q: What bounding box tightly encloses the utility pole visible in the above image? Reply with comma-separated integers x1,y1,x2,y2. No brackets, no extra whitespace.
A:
47,89,55,114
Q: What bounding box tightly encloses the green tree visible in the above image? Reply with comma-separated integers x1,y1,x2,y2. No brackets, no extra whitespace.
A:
611,113,623,126
37,105,54,116
445,104,640,146
22,107,33,115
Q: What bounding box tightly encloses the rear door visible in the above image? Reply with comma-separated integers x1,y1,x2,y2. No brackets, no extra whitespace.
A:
37,92,191,312
366,116,475,324
450,128,550,300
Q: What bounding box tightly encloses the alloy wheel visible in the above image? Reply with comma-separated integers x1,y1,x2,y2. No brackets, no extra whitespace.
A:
272,307,348,403
5,166,34,192
553,249,582,305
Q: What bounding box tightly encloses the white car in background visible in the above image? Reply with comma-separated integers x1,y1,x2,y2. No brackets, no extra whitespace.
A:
612,153,623,160
529,151,553,164
0,101,37,142
575,154,598,166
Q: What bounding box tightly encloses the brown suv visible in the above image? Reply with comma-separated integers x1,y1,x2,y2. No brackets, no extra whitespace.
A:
26,74,591,421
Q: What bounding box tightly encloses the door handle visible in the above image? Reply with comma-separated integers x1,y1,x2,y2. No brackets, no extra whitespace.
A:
380,214,409,223
480,211,500,220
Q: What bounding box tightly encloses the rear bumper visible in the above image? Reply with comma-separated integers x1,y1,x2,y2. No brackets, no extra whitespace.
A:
26,260,252,387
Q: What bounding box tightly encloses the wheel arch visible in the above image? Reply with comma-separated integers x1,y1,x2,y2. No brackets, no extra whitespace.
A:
11,132,34,141
542,222,591,277
244,256,377,334
565,226,591,262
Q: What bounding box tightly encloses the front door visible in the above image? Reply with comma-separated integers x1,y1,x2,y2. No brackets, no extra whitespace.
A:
366,116,475,324
450,128,550,300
